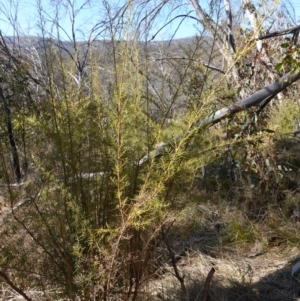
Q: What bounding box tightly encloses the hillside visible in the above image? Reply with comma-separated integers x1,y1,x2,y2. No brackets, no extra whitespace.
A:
0,4,300,300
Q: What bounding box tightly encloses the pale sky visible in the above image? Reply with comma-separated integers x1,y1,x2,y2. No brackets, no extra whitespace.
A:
0,0,299,40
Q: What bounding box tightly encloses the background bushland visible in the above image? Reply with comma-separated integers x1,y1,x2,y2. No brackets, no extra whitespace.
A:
0,0,300,300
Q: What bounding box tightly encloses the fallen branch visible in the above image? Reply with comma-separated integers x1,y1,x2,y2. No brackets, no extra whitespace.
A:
138,72,300,165
161,225,188,300
202,267,215,301
0,270,32,301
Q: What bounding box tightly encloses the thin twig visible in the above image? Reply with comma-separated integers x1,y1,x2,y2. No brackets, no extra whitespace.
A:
0,270,32,301
161,226,188,300
155,57,225,74
202,267,215,301
258,24,300,40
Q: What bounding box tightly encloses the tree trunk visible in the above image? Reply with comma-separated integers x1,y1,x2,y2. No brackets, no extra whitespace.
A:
0,86,22,183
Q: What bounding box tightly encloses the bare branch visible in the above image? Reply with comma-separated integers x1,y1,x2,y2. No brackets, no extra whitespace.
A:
0,270,32,301
189,0,225,42
241,0,278,82
258,24,300,40
202,268,215,301
139,72,300,165
190,0,243,84
150,14,200,41
161,226,188,300
155,57,225,74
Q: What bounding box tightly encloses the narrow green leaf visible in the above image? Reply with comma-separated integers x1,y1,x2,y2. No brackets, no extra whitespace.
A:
275,63,283,71
280,43,289,48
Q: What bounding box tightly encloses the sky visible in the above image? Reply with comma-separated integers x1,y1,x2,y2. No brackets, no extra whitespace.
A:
0,0,299,41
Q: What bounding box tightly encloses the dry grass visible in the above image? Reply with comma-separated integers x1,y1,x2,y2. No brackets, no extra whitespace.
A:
1,181,300,300
140,188,300,301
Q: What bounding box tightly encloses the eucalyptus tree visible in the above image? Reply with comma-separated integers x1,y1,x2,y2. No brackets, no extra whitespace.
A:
131,0,300,93
122,0,300,162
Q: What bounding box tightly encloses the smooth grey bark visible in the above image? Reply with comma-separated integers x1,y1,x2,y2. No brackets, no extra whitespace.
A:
138,72,300,165
189,0,242,83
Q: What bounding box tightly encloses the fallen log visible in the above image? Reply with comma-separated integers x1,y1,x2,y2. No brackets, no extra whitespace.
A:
138,72,300,165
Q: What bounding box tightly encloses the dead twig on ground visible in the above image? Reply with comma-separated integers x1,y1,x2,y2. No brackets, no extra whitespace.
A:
0,270,32,301
161,224,188,300
202,267,215,301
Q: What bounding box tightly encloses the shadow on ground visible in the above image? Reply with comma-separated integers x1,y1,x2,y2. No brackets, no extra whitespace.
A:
145,208,300,301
